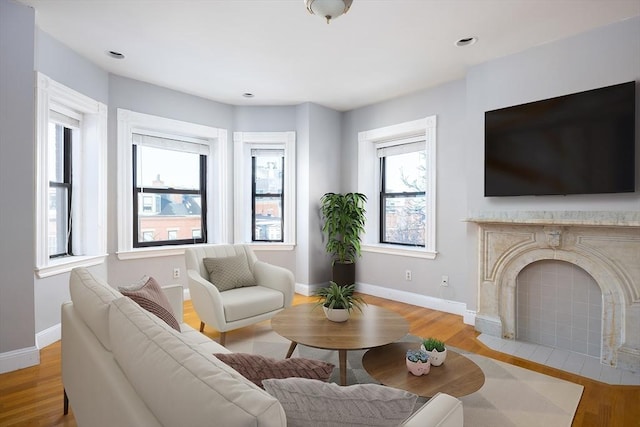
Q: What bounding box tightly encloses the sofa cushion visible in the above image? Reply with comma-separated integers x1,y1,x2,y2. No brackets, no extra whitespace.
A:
119,276,180,331
214,353,334,388
203,252,256,292
109,297,286,427
263,378,418,427
69,267,122,351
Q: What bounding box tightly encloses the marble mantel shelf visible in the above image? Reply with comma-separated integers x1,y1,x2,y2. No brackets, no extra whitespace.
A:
465,211,640,228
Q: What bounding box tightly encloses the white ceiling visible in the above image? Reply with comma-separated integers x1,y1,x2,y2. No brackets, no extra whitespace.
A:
20,0,640,111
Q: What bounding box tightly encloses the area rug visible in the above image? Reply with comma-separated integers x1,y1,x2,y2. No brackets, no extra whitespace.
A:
223,323,583,427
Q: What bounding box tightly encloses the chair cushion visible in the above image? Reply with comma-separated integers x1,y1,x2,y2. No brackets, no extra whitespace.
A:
263,378,418,427
220,286,284,322
203,252,256,292
119,276,180,331
109,297,287,427
214,353,334,388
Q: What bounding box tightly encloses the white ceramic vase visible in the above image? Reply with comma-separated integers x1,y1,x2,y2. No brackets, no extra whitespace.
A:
406,358,431,376
420,345,447,366
323,306,350,322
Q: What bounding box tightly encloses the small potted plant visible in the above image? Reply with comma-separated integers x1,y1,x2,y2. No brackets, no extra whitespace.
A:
314,281,366,322
406,349,430,376
420,337,447,366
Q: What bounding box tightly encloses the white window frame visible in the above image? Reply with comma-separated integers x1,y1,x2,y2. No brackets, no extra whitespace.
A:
358,116,437,259
35,73,108,278
233,132,296,250
117,109,228,259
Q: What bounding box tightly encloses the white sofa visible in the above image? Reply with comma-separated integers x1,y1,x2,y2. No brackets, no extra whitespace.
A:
62,267,464,427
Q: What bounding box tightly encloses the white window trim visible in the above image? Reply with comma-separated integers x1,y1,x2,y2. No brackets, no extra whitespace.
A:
35,73,108,278
233,131,296,250
117,109,228,259
358,116,437,259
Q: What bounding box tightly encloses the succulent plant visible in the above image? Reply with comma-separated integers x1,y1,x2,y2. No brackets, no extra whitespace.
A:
406,349,429,363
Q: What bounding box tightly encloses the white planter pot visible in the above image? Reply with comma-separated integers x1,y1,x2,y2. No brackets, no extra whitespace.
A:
420,345,447,366
323,306,350,322
406,358,431,376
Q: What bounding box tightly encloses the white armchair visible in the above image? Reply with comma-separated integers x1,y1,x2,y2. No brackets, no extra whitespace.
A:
185,244,295,345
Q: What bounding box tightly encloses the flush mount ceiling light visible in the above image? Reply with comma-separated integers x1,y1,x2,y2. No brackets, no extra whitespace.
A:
305,0,353,24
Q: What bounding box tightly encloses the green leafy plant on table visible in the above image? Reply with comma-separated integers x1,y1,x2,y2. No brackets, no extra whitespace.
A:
313,281,367,312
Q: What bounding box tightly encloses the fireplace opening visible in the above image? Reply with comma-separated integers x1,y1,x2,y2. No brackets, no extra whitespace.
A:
516,260,602,358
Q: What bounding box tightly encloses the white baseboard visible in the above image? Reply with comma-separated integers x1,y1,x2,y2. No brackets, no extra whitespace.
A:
295,281,477,325
357,282,476,323
0,346,40,374
463,310,477,326
295,282,314,296
36,323,61,349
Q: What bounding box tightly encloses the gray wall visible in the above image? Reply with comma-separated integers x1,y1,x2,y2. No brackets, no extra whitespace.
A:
342,79,470,304
36,29,109,105
33,28,110,334
0,0,36,354
106,75,235,289
234,105,297,132
295,103,343,287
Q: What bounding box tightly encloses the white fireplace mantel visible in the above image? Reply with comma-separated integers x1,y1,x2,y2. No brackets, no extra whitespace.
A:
466,210,640,227
466,211,640,373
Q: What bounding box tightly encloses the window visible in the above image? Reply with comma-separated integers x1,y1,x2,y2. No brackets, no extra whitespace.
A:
379,143,426,246
35,73,108,278
48,123,74,257
117,109,228,259
132,134,207,247
252,149,284,242
358,116,437,259
234,132,296,248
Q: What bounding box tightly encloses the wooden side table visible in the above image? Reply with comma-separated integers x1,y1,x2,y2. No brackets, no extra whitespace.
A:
362,342,485,397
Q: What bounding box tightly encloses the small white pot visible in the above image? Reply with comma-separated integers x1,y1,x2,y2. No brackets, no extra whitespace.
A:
323,306,350,322
420,345,447,366
406,358,431,376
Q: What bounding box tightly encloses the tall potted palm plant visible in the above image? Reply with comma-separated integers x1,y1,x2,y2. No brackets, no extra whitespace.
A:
320,192,367,286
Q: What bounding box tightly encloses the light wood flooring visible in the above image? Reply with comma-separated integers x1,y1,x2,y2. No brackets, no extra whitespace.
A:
1,293,638,426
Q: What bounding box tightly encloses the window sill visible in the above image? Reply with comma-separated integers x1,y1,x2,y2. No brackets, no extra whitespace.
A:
117,245,194,260
117,242,297,260
247,243,295,251
362,244,437,260
35,254,108,278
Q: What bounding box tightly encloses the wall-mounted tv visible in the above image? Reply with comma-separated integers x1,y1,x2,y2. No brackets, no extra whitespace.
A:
484,81,636,197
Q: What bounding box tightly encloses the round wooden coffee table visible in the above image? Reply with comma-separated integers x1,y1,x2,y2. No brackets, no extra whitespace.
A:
271,303,409,386
362,342,485,397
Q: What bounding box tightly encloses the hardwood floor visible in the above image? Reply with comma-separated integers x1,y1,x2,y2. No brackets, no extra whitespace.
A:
1,293,638,426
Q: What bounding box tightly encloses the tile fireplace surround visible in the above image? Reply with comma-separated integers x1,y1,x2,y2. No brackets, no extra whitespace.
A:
467,211,640,374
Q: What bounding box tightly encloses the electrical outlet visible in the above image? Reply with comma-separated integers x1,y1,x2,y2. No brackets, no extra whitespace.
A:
405,270,412,281
441,275,449,287
173,268,181,279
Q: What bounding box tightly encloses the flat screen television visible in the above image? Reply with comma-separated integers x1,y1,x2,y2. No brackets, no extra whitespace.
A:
484,81,636,196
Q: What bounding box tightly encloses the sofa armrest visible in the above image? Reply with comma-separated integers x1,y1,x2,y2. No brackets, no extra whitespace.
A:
253,261,295,308
161,284,184,323
401,393,463,427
